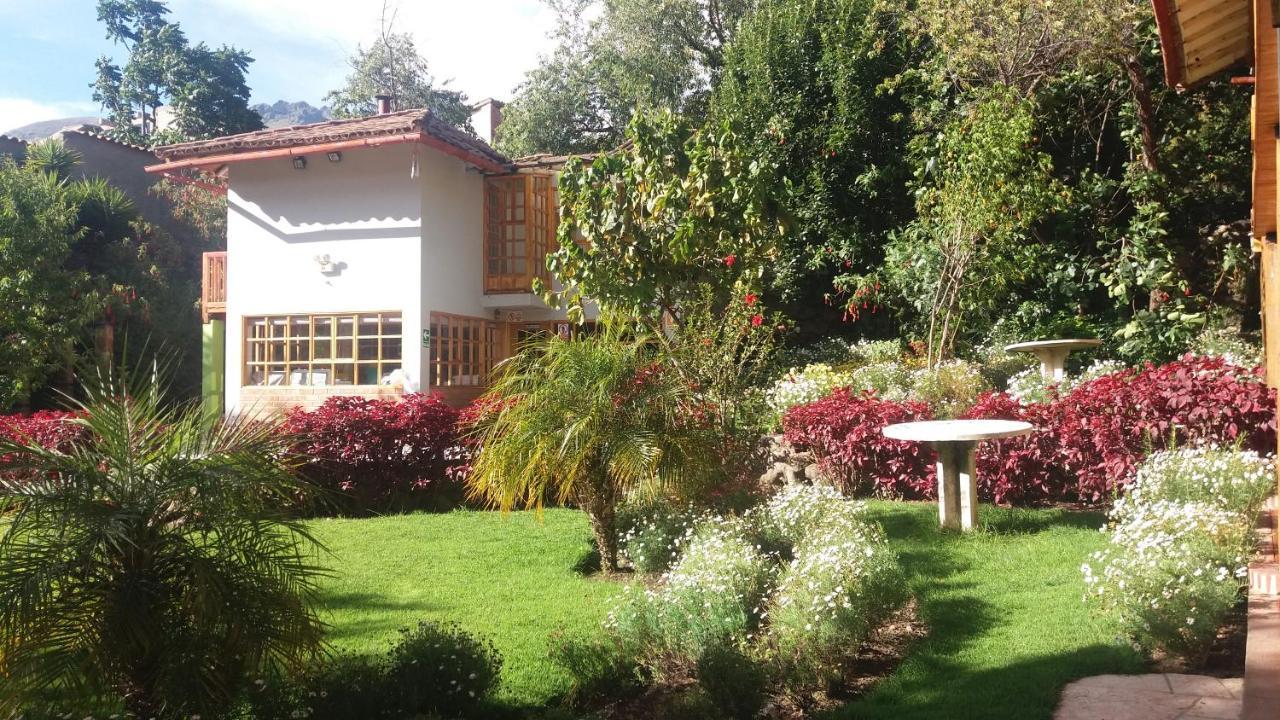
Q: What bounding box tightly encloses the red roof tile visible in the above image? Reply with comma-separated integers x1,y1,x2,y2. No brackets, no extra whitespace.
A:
154,108,512,170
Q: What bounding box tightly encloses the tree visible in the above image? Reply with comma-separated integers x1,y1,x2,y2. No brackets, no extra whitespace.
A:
466,328,722,572
711,0,920,336
498,0,757,156
92,0,263,145
326,6,470,125
0,366,327,718
0,157,94,410
546,109,786,327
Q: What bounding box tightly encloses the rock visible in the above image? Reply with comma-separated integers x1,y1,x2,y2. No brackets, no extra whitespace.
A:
804,463,827,484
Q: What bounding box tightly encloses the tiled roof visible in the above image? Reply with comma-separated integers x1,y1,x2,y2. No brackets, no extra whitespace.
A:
61,127,152,153
154,109,512,169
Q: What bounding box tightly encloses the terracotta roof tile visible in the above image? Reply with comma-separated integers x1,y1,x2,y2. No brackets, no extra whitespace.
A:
154,108,512,170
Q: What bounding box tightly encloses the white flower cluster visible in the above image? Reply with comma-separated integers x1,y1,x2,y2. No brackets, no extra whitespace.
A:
1006,359,1127,404
1081,447,1269,659
618,502,708,573
849,361,912,401
905,359,988,416
607,484,904,671
765,363,854,423
1189,326,1262,368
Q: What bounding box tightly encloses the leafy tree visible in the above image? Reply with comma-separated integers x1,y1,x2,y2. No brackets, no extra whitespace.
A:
0,158,94,409
711,0,920,335
92,0,263,145
498,0,756,156
546,109,786,327
326,30,471,126
0,366,327,718
466,328,722,572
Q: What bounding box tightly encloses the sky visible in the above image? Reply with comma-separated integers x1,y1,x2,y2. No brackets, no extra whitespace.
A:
0,0,560,134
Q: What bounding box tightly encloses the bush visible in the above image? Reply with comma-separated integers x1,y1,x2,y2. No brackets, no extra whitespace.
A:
1005,359,1126,405
548,633,644,705
0,410,83,451
907,359,989,418
243,621,502,720
848,360,913,400
765,363,853,428
617,499,707,573
284,392,465,514
782,389,935,498
962,391,1066,504
386,621,503,718
696,644,768,720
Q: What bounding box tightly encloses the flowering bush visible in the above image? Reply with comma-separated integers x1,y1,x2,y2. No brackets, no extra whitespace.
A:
283,393,465,514
578,485,904,705
782,390,935,498
1189,325,1262,368
907,359,989,418
848,360,912,400
1005,359,1127,405
765,363,853,428
1082,448,1272,662
617,499,708,573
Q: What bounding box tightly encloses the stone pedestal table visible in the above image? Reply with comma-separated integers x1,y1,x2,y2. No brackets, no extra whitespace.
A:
882,419,1034,531
1004,339,1103,381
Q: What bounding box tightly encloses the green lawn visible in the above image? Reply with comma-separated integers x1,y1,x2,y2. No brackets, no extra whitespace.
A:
310,502,1145,719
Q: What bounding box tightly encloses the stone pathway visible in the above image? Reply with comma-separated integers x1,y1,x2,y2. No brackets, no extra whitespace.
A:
1054,674,1243,720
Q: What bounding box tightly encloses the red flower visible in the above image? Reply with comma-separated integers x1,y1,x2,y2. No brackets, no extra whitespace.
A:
750,314,764,327
723,254,737,267
744,293,758,306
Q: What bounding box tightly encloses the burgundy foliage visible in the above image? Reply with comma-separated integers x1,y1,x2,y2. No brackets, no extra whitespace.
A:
782,389,937,499
784,356,1275,506
0,410,84,454
283,393,466,513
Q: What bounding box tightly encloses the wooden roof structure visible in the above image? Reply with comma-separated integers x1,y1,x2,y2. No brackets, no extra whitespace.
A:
1151,0,1254,87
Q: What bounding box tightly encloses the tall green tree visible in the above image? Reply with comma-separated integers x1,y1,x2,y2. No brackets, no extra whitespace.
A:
711,0,920,336
326,31,471,125
0,367,326,718
0,158,93,409
498,0,757,156
546,109,786,327
92,0,263,145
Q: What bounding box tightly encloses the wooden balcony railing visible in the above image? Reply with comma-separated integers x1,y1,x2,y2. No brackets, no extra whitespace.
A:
202,251,227,322
484,174,556,294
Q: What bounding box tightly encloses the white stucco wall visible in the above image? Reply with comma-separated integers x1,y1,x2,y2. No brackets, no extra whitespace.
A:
223,144,425,412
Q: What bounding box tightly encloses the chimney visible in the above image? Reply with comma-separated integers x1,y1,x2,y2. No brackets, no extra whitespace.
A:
375,94,393,115
469,98,505,145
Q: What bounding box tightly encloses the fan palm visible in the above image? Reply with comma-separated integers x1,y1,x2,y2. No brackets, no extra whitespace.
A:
466,328,722,573
0,366,327,718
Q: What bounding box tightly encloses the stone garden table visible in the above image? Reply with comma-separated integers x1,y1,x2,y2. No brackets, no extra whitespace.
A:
882,419,1034,531
1004,339,1103,381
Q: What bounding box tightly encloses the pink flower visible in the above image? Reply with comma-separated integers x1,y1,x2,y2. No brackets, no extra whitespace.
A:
723,254,737,267
751,314,764,327
744,293,758,306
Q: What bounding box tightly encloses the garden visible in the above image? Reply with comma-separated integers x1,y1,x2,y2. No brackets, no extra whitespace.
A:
1,0,1275,718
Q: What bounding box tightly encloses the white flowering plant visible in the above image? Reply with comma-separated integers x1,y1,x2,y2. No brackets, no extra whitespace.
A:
765,363,854,427
617,500,708,574
1082,448,1272,662
596,484,905,694
848,360,913,401
906,359,989,418
1006,359,1128,405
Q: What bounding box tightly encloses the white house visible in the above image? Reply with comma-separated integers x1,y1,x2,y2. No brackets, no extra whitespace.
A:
147,103,591,415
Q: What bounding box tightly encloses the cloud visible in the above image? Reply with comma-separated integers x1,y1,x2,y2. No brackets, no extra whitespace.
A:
0,98,99,136
184,0,560,102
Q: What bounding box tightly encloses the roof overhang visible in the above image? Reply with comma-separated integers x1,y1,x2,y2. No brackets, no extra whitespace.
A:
1152,0,1254,87
144,131,511,176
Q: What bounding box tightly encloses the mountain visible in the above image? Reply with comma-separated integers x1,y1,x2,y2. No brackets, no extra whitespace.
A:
4,116,102,141
252,100,330,128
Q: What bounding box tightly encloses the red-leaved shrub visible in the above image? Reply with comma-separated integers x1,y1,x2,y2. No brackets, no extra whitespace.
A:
961,392,1066,504
782,389,936,498
283,393,465,513
0,410,84,453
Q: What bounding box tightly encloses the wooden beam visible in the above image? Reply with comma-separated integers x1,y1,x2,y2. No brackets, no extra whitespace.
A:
1153,0,1189,86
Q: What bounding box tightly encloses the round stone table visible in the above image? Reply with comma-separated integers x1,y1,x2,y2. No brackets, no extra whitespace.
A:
883,419,1034,531
1004,339,1103,381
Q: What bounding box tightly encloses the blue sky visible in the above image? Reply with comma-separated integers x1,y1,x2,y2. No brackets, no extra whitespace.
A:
0,0,558,133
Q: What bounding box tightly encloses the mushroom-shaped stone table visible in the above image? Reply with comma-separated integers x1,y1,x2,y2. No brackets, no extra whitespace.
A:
1004,339,1103,381
882,419,1034,531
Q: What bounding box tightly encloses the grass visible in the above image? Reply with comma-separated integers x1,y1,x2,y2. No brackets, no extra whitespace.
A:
310,501,1145,719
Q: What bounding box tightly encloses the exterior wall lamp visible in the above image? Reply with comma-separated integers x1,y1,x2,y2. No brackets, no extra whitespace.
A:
326,151,342,162
292,156,307,170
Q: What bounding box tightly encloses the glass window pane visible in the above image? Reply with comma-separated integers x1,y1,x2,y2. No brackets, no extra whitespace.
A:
358,338,378,361
334,364,355,385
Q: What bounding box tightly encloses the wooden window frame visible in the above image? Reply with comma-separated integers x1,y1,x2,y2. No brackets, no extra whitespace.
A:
243,311,403,388
483,173,557,294
429,312,505,388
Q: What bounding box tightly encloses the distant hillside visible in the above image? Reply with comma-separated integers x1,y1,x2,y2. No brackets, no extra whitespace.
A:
4,116,102,141
252,100,330,128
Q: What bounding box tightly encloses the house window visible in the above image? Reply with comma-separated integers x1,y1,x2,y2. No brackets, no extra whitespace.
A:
429,312,502,387
244,312,402,387
484,175,556,293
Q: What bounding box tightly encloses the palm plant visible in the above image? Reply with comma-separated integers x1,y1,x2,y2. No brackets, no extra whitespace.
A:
0,366,327,718
466,328,723,573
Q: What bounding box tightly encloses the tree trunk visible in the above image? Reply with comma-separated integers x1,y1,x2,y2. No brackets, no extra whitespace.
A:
577,485,619,574
1123,54,1161,174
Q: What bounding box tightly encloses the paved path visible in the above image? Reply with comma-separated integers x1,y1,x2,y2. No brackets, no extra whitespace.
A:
1054,674,1243,720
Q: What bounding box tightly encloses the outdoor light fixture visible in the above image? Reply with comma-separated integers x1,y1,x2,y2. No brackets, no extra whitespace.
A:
292,156,307,170
327,151,342,162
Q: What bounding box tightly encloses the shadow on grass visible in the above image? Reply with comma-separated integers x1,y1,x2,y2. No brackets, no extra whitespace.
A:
977,506,1106,536
826,643,1143,720
317,591,441,642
